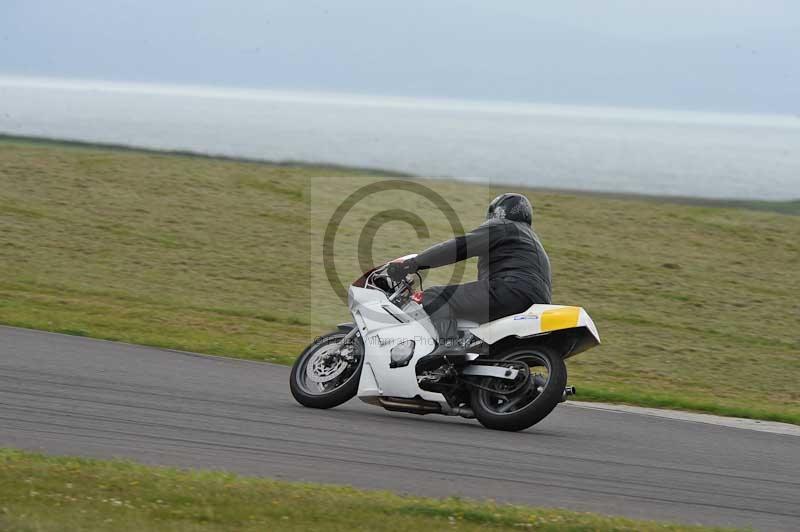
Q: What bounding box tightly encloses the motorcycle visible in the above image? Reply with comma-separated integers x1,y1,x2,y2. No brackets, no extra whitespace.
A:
290,255,600,431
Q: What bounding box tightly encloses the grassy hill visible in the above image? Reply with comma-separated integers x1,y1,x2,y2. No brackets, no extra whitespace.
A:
1,137,798,423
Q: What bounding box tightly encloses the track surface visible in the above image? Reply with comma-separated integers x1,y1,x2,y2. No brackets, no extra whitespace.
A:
1,326,798,531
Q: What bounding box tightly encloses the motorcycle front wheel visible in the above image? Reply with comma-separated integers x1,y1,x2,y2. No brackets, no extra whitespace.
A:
470,345,566,432
290,331,364,409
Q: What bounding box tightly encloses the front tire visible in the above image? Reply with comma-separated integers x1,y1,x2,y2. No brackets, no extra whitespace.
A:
471,345,567,432
290,331,364,409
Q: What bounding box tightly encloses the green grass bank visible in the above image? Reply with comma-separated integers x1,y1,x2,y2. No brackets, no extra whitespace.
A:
0,449,732,531
0,136,798,423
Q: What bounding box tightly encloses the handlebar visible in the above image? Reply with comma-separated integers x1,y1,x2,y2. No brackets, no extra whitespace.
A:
387,278,412,303
360,260,421,306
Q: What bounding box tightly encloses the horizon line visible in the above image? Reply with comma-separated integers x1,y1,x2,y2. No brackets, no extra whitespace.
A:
2,74,799,128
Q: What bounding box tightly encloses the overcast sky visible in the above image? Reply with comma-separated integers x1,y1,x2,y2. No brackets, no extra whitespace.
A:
1,1,798,114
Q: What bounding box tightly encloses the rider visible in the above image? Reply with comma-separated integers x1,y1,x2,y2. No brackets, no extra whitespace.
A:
388,193,551,364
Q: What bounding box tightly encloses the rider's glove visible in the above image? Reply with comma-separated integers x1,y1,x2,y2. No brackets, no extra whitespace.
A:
387,258,419,283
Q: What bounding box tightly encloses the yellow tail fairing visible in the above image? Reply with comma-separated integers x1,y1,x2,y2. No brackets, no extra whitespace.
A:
470,304,601,358
540,306,581,332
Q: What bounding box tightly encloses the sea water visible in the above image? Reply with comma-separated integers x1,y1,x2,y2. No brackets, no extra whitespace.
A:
1,76,798,200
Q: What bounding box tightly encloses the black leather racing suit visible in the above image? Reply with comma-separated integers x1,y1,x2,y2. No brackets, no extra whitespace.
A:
415,217,552,341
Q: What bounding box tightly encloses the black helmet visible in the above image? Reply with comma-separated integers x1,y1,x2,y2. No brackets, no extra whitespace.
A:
486,193,533,225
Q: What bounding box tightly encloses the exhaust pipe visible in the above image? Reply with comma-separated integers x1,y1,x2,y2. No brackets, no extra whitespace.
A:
377,397,476,419
378,397,442,415
440,404,475,419
561,386,576,402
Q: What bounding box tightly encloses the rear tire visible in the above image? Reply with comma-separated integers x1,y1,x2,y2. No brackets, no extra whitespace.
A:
290,331,364,409
471,345,566,432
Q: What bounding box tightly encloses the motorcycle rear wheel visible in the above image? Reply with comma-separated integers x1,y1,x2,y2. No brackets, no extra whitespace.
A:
290,331,364,409
470,345,566,431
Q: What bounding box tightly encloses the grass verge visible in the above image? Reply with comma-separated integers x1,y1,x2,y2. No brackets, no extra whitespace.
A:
0,448,732,531
1,137,799,424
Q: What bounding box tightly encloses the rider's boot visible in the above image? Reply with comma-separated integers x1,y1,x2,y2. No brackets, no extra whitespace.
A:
416,338,468,372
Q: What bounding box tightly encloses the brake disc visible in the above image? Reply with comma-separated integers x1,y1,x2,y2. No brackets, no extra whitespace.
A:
306,347,350,383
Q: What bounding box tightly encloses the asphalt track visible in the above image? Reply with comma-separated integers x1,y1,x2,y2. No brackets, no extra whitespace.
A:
1,326,798,531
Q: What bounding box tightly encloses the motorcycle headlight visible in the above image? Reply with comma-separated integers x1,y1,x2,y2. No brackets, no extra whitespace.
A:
389,340,415,368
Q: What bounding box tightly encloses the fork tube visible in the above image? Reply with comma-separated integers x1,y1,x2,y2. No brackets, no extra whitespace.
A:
339,327,358,347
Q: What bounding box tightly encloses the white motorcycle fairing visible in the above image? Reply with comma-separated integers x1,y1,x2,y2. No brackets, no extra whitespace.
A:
348,284,600,408
348,286,442,403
